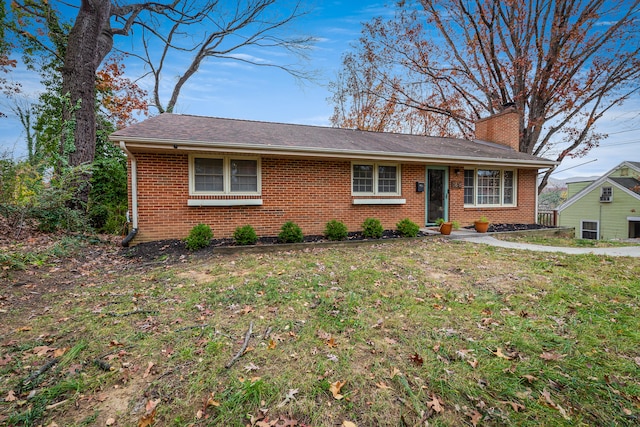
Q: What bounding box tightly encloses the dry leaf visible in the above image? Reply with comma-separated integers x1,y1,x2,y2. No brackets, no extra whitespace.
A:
375,381,391,390
32,346,53,357
539,352,566,361
342,421,357,427
196,409,203,419
540,389,570,420
317,329,331,340
330,380,346,400
268,339,277,350
244,362,260,372
16,326,32,332
0,355,12,366
241,305,254,315
501,400,525,411
143,361,154,378
493,347,514,360
326,337,338,348
106,418,116,426
469,410,482,426
522,374,538,383
409,353,423,366
467,358,479,369
389,367,401,378
384,337,397,345
427,395,444,413
206,392,220,407
53,347,68,358
139,399,159,427
5,390,17,402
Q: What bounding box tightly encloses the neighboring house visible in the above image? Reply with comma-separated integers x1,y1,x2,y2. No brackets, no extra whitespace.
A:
109,109,556,244
557,162,640,240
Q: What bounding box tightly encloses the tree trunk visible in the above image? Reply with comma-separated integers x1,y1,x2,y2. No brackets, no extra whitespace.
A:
61,0,114,206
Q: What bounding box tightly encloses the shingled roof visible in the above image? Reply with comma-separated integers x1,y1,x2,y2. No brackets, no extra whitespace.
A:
109,113,556,168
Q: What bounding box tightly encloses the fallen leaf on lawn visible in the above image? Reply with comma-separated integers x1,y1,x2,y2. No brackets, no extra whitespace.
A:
469,410,482,426
206,392,220,407
5,390,17,402
389,367,401,378
409,353,423,366
432,343,441,353
493,347,514,360
143,361,154,378
276,388,299,408
427,395,444,413
244,362,260,372
241,305,254,315
634,357,640,367
0,355,12,366
501,400,525,411
326,337,338,348
384,337,397,345
622,407,632,415
522,374,538,383
330,380,346,400
327,354,339,362
53,347,68,358
540,389,570,420
375,381,391,390
196,409,203,419
342,421,357,427
467,358,479,369
106,417,116,426
317,329,331,340
16,326,32,332
268,339,277,350
139,399,159,427
32,346,54,357
46,422,59,427
539,351,566,361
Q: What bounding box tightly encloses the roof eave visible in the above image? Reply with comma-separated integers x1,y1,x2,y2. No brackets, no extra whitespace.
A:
110,136,557,169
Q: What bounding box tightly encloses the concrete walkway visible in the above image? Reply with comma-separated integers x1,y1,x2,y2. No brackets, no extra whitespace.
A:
455,234,640,257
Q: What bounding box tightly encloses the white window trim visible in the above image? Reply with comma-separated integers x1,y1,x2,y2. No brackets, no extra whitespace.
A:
463,168,517,207
580,220,599,240
351,162,402,196
189,154,261,196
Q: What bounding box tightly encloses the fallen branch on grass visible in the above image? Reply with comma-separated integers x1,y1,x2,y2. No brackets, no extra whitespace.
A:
107,309,159,317
225,321,254,369
20,357,59,391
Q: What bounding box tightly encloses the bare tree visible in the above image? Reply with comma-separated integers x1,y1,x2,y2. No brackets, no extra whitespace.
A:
9,0,313,202
330,0,640,191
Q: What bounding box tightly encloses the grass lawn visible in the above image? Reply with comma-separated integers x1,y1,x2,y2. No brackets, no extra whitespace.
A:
1,236,639,426
494,234,640,248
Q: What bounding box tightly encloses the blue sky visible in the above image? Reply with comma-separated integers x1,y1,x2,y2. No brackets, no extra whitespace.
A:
1,1,639,181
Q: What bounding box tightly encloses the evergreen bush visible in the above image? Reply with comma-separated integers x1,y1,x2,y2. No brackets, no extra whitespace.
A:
278,221,304,243
324,219,348,241
234,225,258,245
396,218,420,237
362,217,383,239
185,223,213,250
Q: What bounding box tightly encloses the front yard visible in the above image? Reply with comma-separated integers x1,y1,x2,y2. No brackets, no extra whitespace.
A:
1,235,639,426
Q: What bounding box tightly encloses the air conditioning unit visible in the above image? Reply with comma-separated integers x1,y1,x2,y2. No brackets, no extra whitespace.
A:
600,195,612,203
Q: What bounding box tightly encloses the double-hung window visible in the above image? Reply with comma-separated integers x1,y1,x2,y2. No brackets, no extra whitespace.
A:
190,155,260,195
352,163,401,195
464,169,516,207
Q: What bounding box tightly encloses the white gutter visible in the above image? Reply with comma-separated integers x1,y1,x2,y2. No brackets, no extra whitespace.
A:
119,141,138,230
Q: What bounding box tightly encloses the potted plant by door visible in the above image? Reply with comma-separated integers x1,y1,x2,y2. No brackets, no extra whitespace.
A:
474,215,490,233
436,218,453,235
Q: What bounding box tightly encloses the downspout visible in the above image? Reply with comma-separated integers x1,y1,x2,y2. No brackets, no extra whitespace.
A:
119,141,138,247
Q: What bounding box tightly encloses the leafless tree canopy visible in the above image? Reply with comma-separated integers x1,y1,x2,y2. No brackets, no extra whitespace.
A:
330,0,640,191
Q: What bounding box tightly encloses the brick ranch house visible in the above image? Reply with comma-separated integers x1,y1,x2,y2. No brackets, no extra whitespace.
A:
109,109,556,245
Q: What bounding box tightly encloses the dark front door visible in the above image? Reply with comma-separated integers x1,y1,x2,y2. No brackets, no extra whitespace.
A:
426,167,448,224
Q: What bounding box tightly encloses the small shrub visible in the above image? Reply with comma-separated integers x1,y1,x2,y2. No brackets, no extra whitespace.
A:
234,225,258,245
435,218,445,226
324,219,348,241
396,218,420,237
185,223,213,250
278,221,304,243
451,220,461,230
362,217,383,239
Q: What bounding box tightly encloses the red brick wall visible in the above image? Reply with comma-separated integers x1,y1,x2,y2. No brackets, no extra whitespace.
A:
129,154,426,243
448,166,537,226
127,154,538,243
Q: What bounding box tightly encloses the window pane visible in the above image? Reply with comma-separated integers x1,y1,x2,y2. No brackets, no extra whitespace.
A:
582,221,598,239
353,164,373,192
477,169,501,205
503,170,514,204
378,165,397,193
230,159,257,192
464,169,474,204
194,158,223,191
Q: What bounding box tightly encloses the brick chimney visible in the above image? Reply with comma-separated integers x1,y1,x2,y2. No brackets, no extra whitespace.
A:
474,106,520,151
